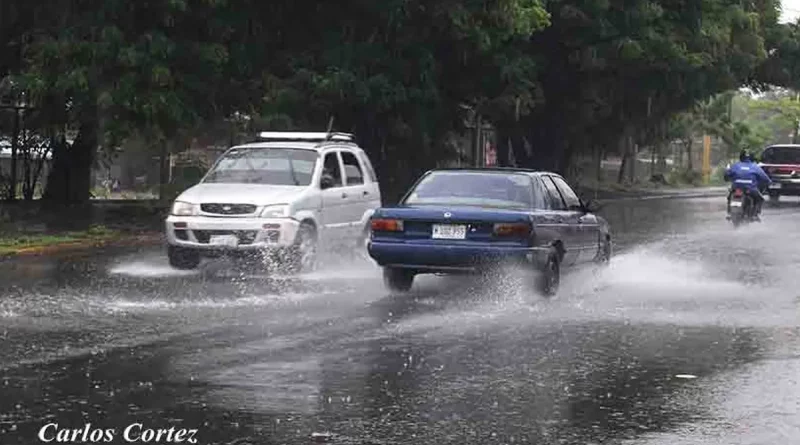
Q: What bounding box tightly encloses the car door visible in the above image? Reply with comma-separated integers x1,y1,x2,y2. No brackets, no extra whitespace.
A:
357,149,382,209
319,150,351,241
338,149,371,236
540,175,580,266
550,175,599,264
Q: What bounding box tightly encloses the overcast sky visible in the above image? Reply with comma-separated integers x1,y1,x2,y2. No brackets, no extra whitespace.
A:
782,0,800,23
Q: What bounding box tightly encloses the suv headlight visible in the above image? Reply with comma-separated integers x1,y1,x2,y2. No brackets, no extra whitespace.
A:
260,204,289,218
171,201,197,216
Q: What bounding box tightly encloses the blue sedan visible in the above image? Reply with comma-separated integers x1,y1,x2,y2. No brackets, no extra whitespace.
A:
367,168,612,296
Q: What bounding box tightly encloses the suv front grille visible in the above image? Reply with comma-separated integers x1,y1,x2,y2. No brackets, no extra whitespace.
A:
201,203,257,215
193,230,258,245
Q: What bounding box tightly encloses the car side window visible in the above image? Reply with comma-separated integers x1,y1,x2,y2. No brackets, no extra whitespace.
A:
550,176,582,210
358,151,378,183
541,175,566,210
530,176,549,210
322,152,343,188
340,151,364,185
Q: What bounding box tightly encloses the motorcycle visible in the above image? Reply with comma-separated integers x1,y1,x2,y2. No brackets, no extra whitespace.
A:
726,187,758,227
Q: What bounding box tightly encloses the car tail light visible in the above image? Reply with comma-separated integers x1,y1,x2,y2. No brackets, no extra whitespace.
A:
493,222,531,237
371,218,404,232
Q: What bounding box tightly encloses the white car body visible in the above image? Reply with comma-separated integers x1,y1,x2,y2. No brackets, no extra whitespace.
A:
165,133,382,262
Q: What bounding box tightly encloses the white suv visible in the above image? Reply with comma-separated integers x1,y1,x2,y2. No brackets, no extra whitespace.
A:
165,132,382,271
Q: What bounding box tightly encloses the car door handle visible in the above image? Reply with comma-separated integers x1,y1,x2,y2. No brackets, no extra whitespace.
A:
341,193,348,199
363,191,369,196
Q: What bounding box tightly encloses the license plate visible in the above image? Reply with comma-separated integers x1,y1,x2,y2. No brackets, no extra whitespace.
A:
431,224,467,240
769,183,782,189
209,235,239,247
730,201,742,207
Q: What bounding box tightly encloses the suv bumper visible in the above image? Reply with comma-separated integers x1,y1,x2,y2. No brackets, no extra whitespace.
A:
165,215,300,250
767,178,800,196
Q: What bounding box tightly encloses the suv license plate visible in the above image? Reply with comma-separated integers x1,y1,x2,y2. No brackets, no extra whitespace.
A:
209,235,239,247
432,224,467,239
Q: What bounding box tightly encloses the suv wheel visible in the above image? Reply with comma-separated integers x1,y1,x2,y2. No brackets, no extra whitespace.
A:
287,223,318,273
383,267,414,292
168,246,200,270
595,235,612,265
535,253,560,297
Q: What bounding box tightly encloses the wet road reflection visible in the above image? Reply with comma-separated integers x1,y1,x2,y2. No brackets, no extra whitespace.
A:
0,197,798,444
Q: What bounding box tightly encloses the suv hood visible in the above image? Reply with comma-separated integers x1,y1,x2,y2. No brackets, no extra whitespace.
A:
176,183,306,206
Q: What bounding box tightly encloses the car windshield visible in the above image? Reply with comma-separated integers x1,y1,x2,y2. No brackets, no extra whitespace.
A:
762,146,800,164
203,148,318,186
403,171,534,209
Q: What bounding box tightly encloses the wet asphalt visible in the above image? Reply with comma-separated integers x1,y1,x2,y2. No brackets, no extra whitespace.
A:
0,197,799,445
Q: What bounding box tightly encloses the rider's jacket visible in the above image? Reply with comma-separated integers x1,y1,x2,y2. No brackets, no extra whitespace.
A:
724,161,772,192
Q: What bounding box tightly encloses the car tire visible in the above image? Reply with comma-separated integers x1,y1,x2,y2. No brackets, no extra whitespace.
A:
355,227,371,261
535,252,560,297
768,192,780,203
383,267,414,292
168,245,200,270
595,235,612,265
287,223,318,274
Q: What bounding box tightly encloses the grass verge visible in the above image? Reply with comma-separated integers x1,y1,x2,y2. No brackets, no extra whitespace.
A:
0,225,162,256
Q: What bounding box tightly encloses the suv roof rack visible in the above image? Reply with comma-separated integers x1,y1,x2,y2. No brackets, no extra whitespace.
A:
256,131,355,143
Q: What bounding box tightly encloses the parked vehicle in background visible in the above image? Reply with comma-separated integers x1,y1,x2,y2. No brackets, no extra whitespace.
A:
165,132,382,271
759,144,800,201
366,168,612,296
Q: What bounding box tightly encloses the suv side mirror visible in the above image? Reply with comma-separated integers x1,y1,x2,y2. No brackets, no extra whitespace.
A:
320,174,335,190
582,198,601,213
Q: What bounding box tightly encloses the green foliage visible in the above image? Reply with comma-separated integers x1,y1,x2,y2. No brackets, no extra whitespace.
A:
2,0,798,201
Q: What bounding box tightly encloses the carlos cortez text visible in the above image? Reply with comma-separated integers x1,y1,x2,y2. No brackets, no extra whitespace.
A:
37,423,199,443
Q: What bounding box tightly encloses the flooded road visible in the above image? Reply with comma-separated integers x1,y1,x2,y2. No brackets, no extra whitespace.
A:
0,197,798,444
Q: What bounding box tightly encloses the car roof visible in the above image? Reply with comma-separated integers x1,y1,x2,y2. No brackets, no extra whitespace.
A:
227,141,362,153
764,144,800,149
426,167,561,177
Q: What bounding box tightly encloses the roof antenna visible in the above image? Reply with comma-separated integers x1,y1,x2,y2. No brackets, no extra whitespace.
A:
325,116,335,137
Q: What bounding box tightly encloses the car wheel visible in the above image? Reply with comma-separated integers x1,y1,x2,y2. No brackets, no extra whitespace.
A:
383,267,414,292
354,227,371,261
168,245,200,270
768,192,780,203
595,235,612,265
287,223,318,274
535,253,560,297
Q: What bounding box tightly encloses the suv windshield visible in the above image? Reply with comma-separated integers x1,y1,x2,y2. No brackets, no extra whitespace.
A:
203,148,318,186
404,171,534,209
762,146,800,164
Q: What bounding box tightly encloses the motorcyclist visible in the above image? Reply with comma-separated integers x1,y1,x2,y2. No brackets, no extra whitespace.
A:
724,150,772,220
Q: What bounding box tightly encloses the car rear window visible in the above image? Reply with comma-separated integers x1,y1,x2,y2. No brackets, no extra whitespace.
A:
403,171,534,209
762,146,800,164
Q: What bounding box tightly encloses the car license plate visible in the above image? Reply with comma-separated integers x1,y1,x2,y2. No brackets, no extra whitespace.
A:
431,224,467,240
769,183,782,189
209,235,239,247
730,201,742,207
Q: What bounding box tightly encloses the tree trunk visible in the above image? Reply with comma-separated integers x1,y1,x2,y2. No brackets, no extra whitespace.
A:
159,138,171,203
42,103,97,203
686,139,694,171
7,107,20,201
594,145,603,183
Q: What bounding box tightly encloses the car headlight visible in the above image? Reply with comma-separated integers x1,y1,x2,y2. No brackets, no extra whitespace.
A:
260,204,290,218
171,201,197,216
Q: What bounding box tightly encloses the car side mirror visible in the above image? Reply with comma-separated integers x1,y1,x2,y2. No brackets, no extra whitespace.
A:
320,175,335,190
582,199,601,213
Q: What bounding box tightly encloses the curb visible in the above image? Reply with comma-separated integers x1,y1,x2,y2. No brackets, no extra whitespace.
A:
0,233,163,259
597,190,728,203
